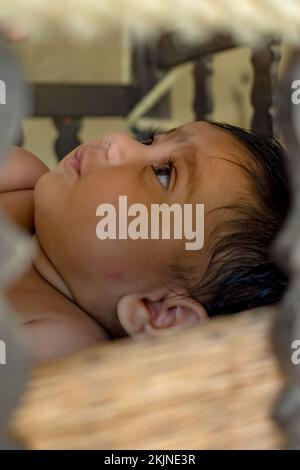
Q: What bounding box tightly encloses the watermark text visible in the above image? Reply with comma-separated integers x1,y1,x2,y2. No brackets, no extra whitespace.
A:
0,340,6,365
96,196,204,251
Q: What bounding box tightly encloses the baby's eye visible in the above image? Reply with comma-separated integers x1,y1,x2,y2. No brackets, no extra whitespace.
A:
152,159,174,189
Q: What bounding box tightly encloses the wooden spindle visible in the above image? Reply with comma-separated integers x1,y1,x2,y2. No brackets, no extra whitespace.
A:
251,38,281,137
53,117,82,161
193,55,214,121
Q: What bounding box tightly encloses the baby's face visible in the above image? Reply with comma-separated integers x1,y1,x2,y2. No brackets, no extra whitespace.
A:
34,121,251,336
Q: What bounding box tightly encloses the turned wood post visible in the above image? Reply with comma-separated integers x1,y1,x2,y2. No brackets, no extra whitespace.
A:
251,38,281,137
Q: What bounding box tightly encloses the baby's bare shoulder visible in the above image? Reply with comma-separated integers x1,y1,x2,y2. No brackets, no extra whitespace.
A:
0,146,49,193
0,147,49,231
6,266,108,362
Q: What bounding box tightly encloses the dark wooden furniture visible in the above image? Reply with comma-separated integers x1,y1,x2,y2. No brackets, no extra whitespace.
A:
29,33,282,160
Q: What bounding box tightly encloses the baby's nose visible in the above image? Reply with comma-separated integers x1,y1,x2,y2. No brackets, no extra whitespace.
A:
103,132,148,166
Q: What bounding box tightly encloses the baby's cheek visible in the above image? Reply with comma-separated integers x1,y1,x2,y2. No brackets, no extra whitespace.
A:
105,264,126,281
100,243,149,286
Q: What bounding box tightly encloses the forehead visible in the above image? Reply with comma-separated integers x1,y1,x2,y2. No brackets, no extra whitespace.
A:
164,121,247,156
166,121,254,183
164,121,254,206
161,120,252,179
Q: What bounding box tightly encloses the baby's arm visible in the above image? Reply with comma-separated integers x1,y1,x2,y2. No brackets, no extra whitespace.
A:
0,146,49,232
0,145,49,192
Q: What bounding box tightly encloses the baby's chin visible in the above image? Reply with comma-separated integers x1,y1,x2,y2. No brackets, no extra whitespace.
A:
33,170,52,203
33,168,67,222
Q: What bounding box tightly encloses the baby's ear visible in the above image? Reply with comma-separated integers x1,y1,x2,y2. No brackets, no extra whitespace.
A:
117,291,208,338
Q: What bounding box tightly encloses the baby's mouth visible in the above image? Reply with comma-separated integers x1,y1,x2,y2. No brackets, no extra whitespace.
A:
69,151,82,174
62,149,83,175
65,143,108,176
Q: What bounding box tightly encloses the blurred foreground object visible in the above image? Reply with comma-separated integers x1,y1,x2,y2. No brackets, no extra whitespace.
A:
0,37,32,449
1,0,300,45
11,308,283,450
272,50,300,450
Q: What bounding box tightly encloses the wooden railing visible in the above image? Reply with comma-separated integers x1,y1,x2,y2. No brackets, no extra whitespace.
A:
29,34,281,159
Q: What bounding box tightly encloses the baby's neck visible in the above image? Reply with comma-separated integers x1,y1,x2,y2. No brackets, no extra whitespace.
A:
31,234,74,302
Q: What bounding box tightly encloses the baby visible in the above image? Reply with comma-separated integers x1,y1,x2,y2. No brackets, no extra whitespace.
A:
0,121,290,362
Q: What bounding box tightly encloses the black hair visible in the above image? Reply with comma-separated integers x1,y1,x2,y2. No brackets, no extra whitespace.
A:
172,122,291,317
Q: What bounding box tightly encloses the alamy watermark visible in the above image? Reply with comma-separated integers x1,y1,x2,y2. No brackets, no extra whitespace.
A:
96,195,204,251
291,339,300,365
0,340,6,365
0,80,6,104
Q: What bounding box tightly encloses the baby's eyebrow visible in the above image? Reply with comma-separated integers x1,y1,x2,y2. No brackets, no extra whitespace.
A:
163,127,188,142
164,127,178,136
